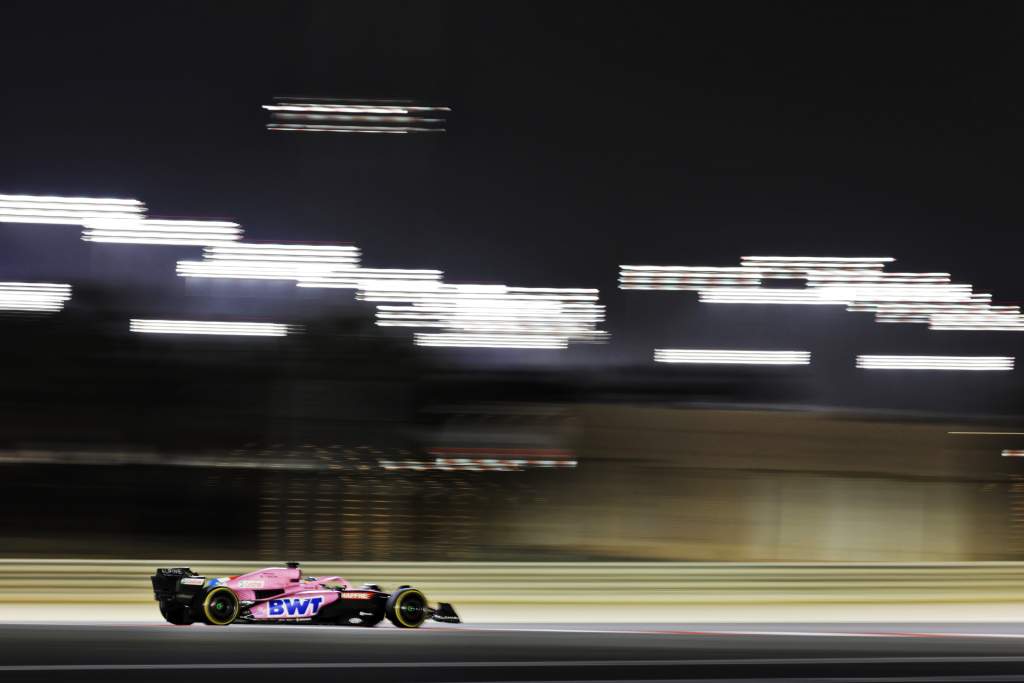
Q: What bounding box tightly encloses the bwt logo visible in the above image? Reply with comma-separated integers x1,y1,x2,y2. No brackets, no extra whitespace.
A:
268,597,324,617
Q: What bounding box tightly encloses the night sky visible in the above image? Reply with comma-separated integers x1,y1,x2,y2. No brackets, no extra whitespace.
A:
1,2,1023,413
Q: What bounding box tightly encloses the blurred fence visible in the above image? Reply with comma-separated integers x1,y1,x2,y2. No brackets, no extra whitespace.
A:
4,560,1024,605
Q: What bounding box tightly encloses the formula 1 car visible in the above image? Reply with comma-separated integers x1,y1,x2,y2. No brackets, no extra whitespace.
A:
151,562,460,628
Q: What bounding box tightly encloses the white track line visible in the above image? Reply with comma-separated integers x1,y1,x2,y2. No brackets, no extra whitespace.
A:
461,679,1024,683
447,625,1024,639
4,656,1024,671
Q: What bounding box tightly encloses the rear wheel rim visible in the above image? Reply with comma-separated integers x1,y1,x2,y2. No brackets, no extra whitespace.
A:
204,589,237,624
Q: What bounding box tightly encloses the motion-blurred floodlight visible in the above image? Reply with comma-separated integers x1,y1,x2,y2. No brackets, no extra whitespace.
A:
83,219,241,246
856,355,1014,371
0,194,144,225
654,349,811,365
264,97,450,134
0,282,72,312
129,319,291,337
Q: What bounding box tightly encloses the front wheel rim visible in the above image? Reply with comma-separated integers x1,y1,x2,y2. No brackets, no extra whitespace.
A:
395,591,427,627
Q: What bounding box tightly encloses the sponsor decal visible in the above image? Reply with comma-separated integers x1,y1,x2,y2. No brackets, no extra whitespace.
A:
340,591,373,600
180,578,205,586
237,580,264,589
268,597,324,617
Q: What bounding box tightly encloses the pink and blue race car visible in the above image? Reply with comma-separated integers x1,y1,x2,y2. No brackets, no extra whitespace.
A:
151,562,460,628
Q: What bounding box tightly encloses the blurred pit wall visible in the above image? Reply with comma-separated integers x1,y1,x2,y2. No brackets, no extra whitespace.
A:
497,405,1013,562
0,405,1018,562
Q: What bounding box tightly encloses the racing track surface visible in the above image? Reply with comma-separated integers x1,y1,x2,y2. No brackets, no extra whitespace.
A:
4,622,1024,682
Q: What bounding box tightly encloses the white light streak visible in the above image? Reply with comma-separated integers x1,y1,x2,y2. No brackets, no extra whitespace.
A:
369,282,606,349
266,104,412,114
654,349,811,365
264,103,450,114
1003,450,1024,457
0,282,72,312
377,456,570,472
741,255,894,278
129,319,291,337
179,234,599,349
272,113,445,124
742,256,894,266
619,266,762,290
264,100,449,134
929,311,1024,331
177,260,344,280
814,283,977,303
622,254,1024,337
698,288,848,305
205,243,360,262
850,301,998,324
83,219,241,246
436,457,577,470
856,355,1014,371
0,194,145,225
178,243,362,281
414,333,569,349
268,124,447,134
297,268,442,289
806,270,951,284
0,194,141,206
267,125,416,134
743,256,896,263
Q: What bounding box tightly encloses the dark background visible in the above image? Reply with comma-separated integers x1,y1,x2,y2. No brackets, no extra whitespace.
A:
1,1,1023,413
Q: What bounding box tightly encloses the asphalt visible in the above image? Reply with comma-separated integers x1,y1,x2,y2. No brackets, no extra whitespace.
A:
4,622,1024,682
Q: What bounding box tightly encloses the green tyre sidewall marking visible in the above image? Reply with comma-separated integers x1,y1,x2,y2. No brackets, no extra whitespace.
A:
202,586,239,625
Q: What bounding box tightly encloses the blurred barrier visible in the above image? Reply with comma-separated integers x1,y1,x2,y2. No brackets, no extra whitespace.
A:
4,560,1024,605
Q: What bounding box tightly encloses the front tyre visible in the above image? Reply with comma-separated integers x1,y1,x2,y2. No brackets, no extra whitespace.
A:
385,587,428,628
200,586,239,625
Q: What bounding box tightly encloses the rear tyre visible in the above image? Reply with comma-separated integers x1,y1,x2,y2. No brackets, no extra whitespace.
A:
199,586,239,625
159,600,193,625
385,587,428,628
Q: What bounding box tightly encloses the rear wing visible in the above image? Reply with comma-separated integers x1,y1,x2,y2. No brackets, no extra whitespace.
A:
151,567,206,602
